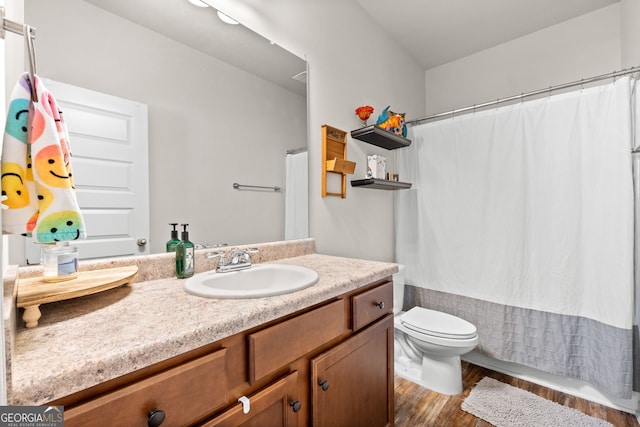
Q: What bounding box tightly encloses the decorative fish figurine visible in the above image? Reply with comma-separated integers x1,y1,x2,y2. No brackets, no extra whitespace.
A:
375,105,407,137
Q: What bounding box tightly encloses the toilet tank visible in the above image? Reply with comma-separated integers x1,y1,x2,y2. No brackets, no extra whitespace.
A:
393,264,406,314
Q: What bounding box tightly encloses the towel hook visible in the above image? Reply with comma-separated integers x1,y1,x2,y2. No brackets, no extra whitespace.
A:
23,24,37,102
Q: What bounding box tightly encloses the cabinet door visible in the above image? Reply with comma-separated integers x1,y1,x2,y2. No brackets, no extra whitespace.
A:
311,315,394,427
202,371,300,427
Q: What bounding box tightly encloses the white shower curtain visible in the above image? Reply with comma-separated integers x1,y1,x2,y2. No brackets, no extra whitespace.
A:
285,151,308,240
396,77,635,398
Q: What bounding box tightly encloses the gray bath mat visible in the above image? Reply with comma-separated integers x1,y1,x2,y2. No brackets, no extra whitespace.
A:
461,377,613,427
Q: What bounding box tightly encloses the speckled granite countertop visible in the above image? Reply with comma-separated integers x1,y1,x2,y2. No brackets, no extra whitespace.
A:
7,239,398,406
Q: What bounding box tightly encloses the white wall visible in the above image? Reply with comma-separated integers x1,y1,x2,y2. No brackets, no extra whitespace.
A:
422,5,622,116
22,0,306,257
621,0,640,68
208,0,426,262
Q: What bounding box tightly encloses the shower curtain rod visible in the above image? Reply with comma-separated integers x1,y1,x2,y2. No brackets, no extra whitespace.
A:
406,65,640,126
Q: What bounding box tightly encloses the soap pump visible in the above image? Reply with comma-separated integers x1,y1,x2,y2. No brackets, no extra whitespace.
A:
175,223,195,278
166,223,180,252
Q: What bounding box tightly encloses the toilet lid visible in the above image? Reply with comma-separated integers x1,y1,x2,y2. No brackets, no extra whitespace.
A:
400,307,477,339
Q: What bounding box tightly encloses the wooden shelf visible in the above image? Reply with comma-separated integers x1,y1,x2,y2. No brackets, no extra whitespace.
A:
350,125,411,150
322,125,355,198
327,158,356,174
351,178,412,190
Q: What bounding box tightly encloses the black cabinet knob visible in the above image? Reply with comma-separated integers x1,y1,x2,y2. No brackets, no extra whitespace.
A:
374,301,385,309
289,400,302,413
148,408,165,427
318,379,330,391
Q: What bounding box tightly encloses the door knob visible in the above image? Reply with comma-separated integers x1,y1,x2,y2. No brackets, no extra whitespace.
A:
137,238,148,247
147,408,165,427
318,379,330,391
374,301,385,309
289,400,302,413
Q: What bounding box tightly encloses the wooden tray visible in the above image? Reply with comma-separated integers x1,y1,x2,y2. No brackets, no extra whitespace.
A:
17,266,138,328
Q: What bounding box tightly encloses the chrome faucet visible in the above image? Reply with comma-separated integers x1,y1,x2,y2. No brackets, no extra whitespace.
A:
206,248,259,273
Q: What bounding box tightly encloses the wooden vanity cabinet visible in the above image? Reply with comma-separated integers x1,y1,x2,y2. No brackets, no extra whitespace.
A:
56,278,394,427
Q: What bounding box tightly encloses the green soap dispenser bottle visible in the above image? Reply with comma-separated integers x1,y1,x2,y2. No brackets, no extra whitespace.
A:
166,223,180,252
175,223,195,278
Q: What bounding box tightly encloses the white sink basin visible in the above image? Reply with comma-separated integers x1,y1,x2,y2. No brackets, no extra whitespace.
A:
184,264,319,299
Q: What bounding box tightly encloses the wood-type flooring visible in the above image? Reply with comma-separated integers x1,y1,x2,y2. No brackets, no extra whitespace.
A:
394,361,639,427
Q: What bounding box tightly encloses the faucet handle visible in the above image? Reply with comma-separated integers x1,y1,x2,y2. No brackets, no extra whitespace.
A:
230,248,259,265
243,248,259,262
206,251,227,266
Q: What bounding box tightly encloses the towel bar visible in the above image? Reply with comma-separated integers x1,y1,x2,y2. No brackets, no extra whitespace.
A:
233,183,281,192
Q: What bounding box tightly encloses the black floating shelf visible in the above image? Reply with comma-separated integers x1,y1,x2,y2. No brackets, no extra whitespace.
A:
351,178,412,190
350,125,411,150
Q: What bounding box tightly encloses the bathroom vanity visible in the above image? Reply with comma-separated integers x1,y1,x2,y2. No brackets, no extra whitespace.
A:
6,239,397,426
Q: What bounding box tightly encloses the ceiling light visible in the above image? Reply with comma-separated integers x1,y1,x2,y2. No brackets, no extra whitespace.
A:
188,0,209,7
217,11,239,25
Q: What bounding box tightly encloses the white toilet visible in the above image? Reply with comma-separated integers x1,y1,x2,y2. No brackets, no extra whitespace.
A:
393,265,478,395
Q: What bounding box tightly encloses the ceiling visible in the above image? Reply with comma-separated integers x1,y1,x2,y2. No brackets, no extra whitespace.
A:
354,0,619,69
83,0,308,96
82,0,619,90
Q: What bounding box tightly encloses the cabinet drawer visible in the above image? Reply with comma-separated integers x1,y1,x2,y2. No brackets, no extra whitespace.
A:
352,281,393,331
64,348,228,427
248,299,346,383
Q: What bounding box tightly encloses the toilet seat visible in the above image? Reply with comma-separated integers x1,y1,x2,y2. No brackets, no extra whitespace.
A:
400,307,477,340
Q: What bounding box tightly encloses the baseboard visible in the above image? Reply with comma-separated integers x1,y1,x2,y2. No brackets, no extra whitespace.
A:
463,351,640,416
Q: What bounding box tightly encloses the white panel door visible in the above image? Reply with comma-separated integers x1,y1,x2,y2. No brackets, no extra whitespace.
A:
26,79,149,262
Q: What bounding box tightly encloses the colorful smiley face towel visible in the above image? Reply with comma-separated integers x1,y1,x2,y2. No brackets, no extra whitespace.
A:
1,73,86,242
